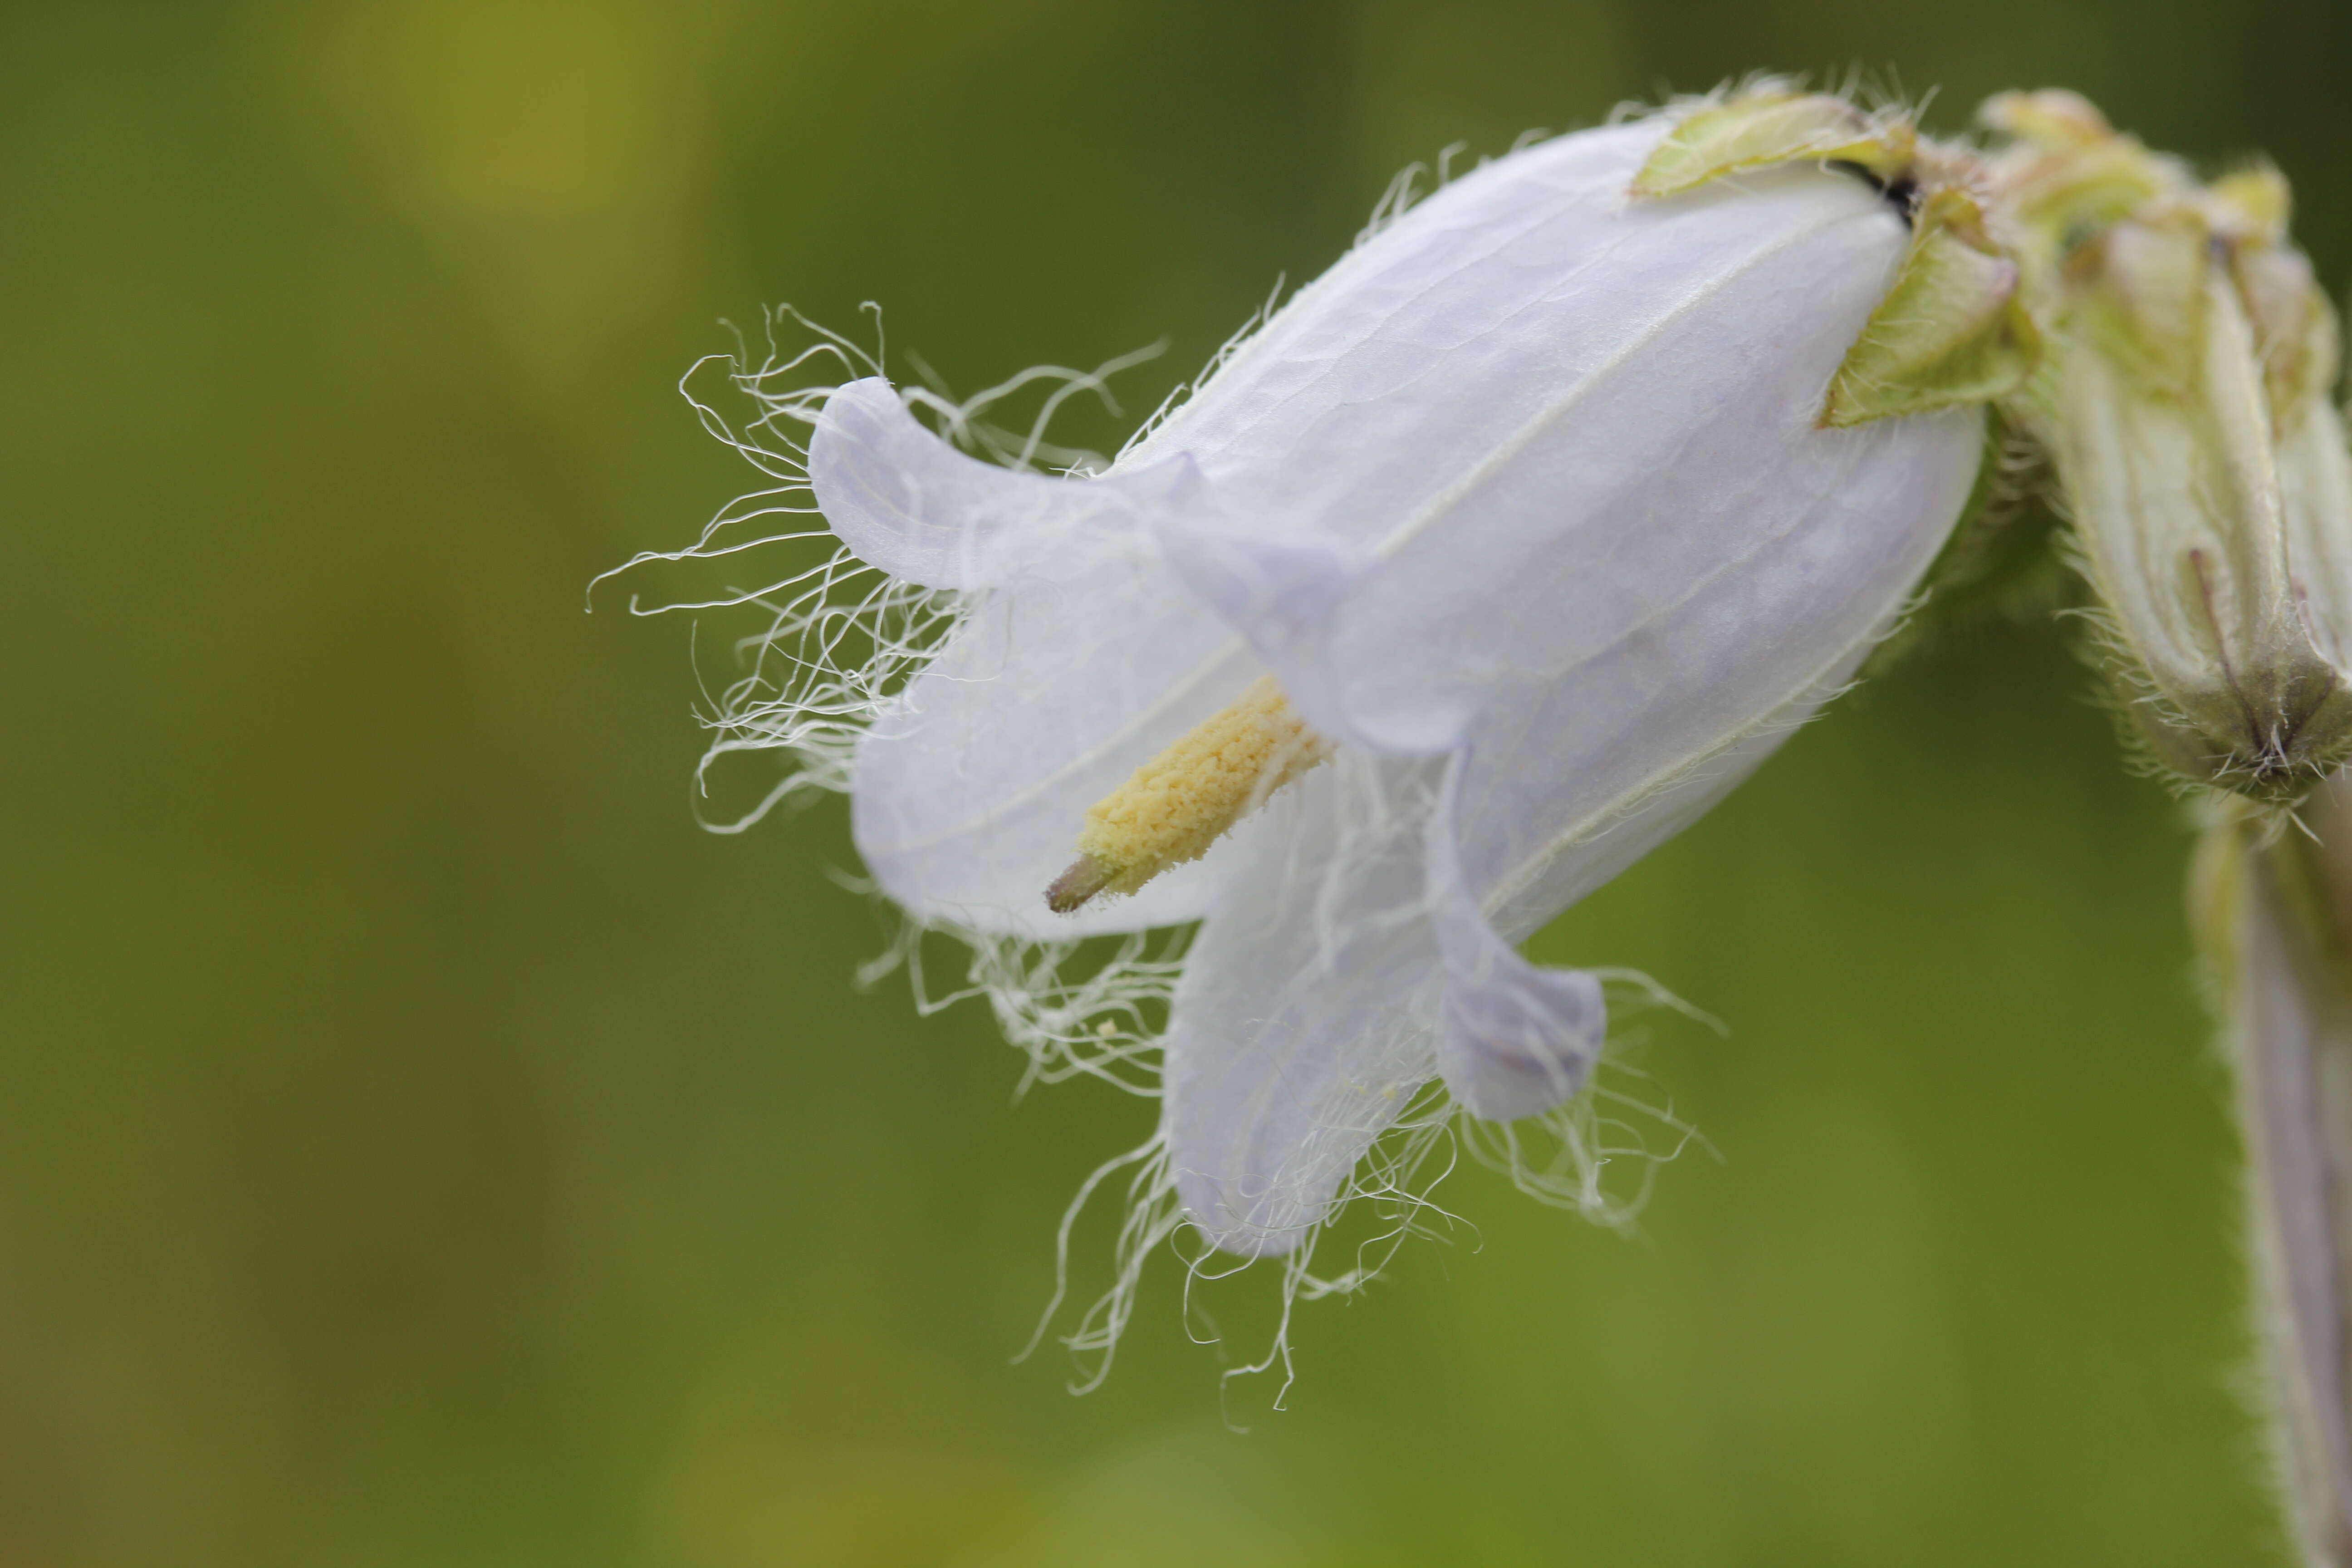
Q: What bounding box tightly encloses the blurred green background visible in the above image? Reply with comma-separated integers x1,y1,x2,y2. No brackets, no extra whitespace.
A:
5,1,2347,1563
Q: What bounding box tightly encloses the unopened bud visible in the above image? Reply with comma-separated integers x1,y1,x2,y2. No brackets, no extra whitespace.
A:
1997,110,2352,802
2196,787,2352,1566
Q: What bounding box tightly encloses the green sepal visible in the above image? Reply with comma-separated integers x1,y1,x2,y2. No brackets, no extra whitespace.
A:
2080,210,2208,398
1631,93,1914,199
1978,89,2114,150
1977,91,2165,248
2208,166,2292,245
2232,243,2339,437
1820,188,2043,427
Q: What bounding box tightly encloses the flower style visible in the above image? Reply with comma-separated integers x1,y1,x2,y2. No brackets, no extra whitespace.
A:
638,88,2030,1367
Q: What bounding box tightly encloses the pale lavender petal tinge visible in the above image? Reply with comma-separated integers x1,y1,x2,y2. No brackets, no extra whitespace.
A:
799,111,1988,1257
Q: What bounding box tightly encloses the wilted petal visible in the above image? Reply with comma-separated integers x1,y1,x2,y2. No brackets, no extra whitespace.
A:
1989,104,2352,802
2047,271,2352,793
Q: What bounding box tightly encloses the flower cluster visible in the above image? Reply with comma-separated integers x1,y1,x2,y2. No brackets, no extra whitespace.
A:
618,83,2352,1390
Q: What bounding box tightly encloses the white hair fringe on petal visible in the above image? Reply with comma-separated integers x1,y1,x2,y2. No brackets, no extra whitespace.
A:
593,245,1713,1397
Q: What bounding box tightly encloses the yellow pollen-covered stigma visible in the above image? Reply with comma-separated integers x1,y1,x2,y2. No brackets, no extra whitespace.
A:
1045,674,1331,913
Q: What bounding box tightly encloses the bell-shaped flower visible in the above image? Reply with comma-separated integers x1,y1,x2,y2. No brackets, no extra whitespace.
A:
801,96,2008,1262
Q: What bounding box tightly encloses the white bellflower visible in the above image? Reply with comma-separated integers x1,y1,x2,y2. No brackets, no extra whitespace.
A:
634,91,2026,1370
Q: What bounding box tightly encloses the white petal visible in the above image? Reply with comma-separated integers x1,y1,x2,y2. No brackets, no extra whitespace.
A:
809,377,1192,590
1451,407,1983,940
851,578,1262,938
1120,123,1978,760
1127,122,1681,496
1147,133,1987,1246
1425,753,1606,1120
1161,755,1446,1257
1146,518,1368,742
1126,126,1873,563
812,384,1282,936
1311,279,1979,755
1163,750,1617,1251
823,118,1989,1248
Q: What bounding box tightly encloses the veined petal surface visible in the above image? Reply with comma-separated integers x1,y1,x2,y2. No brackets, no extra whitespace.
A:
806,112,1990,1259
1162,755,1449,1258
817,387,1272,936
849,571,1266,939
1143,127,1983,1250
1118,120,1969,750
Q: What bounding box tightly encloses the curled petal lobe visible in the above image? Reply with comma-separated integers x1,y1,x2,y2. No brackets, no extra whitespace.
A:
816,388,1280,937
1426,754,1607,1122
809,377,1202,590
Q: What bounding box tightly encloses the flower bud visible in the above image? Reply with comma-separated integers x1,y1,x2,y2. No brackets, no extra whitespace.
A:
1994,111,2352,802
2196,787,2352,1567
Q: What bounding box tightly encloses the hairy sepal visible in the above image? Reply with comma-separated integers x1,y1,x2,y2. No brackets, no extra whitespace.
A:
1823,188,2042,426
1631,92,1914,198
